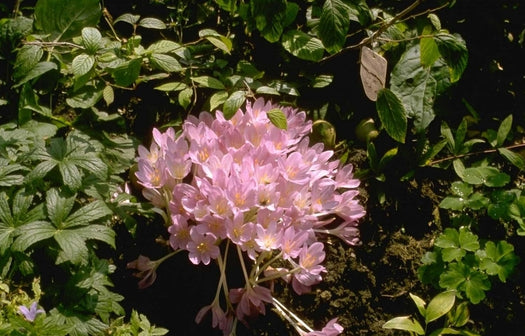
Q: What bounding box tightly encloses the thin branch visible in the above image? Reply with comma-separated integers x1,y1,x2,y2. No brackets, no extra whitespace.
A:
427,143,525,166
24,41,84,49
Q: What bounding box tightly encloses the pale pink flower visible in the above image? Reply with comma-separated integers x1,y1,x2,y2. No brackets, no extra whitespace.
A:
255,221,283,251
186,228,219,265
295,242,326,286
195,301,231,333
281,227,308,260
230,285,273,320
168,215,191,250
127,255,158,289
304,318,344,336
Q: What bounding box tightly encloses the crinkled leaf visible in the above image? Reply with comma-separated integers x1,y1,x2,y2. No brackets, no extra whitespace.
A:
111,58,142,87
13,61,57,87
425,290,456,323
390,44,451,132
138,17,166,29
376,88,407,143
223,91,246,119
0,161,26,186
146,40,181,54
498,148,525,170
81,27,102,53
192,76,225,89
281,29,325,62
435,33,468,83
72,54,95,77
382,316,424,335
149,53,182,72
318,0,351,53
46,188,76,227
34,0,101,41
250,0,287,43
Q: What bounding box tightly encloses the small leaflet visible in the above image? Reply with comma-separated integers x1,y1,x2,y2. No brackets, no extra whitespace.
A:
360,46,388,101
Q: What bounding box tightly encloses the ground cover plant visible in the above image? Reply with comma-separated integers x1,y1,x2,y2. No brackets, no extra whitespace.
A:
0,0,524,335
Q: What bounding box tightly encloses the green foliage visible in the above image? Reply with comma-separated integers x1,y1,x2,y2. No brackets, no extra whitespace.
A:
419,228,519,304
383,290,479,335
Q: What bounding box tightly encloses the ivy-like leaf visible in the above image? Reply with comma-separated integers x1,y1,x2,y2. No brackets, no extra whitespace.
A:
478,241,519,282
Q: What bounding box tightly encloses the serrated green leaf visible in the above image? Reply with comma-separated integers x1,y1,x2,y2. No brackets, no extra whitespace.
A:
463,271,490,304
250,0,287,43
12,221,56,251
376,88,407,143
479,241,519,282
192,76,225,89
81,27,102,53
34,0,101,41
209,91,229,111
46,188,76,227
382,316,424,335
111,58,142,87
425,290,456,323
458,227,480,252
450,181,473,198
428,13,441,30
102,85,114,106
267,108,287,130
178,87,193,109
72,54,95,77
59,160,82,189
155,82,188,92
281,29,325,62
146,40,181,54
14,45,43,80
66,85,103,109
420,26,440,67
223,91,246,119
390,44,451,132
55,228,89,264
138,17,166,29
496,115,512,147
149,53,182,72
113,13,140,25
63,200,111,228
13,61,58,87
435,34,468,83
318,0,351,53
498,147,525,170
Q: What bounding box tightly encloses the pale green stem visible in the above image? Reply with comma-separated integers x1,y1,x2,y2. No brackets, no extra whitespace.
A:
236,245,251,286
255,266,301,284
272,297,313,334
254,251,284,280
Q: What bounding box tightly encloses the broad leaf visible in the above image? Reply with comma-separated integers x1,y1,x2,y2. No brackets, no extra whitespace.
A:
390,44,451,132
113,13,140,25
498,147,525,170
425,290,456,323
81,27,102,53
13,61,57,87
318,0,351,53
146,40,182,54
14,45,43,80
420,26,440,67
192,76,226,90
267,108,287,130
250,0,287,43
462,166,510,187
12,221,56,251
72,54,95,77
376,88,407,143
155,82,188,92
409,293,426,317
138,17,166,30
435,33,468,83
149,53,182,72
478,241,519,282
223,91,246,119
34,0,101,41
63,200,111,228
199,29,232,54
281,30,325,62
178,88,193,109
382,316,424,335
111,58,142,87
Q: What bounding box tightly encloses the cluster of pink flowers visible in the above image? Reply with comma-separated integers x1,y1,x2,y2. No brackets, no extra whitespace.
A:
133,98,365,335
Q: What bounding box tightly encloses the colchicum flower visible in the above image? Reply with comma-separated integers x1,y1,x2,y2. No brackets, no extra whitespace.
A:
18,302,45,322
134,98,366,335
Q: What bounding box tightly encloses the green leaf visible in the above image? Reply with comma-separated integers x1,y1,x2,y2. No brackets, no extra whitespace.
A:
425,290,456,323
420,26,440,67
223,91,246,119
13,61,58,87
281,30,325,62
46,188,76,227
149,53,182,72
409,293,426,317
462,166,510,187
66,85,103,109
498,147,525,170
14,45,43,80
390,44,451,132
81,27,102,53
102,85,114,106
63,200,111,228
376,88,407,143
435,34,468,83
199,29,232,54
450,181,473,198
178,88,193,109
496,114,512,147
72,54,95,77
113,13,140,25
138,17,166,29
250,0,287,43
439,263,490,304
382,316,424,335
34,0,101,41
209,91,229,111
12,221,56,251
435,228,479,262
146,40,182,54
267,108,287,130
439,196,466,211
463,271,490,304
478,241,519,282
111,58,142,87
318,0,351,53
192,76,226,90
155,82,188,92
